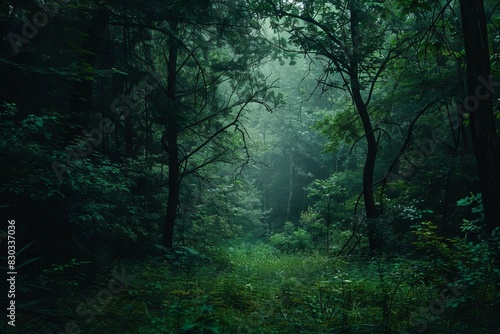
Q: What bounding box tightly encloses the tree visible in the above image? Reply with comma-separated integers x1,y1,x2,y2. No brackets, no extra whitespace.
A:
154,1,274,248
459,0,500,234
256,0,420,252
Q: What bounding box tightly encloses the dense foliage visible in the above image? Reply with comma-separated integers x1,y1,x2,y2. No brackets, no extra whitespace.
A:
1,0,499,333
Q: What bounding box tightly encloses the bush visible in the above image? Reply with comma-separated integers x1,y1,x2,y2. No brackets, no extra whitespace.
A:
270,222,313,253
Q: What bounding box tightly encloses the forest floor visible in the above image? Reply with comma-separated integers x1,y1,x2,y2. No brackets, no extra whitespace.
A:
21,242,499,333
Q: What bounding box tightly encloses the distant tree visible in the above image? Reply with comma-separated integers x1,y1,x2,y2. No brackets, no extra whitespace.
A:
243,58,332,227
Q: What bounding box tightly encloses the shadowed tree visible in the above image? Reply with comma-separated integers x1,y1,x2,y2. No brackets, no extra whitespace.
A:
459,0,500,234
154,1,275,248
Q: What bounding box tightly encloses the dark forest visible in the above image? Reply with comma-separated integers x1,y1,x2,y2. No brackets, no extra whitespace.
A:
1,0,500,333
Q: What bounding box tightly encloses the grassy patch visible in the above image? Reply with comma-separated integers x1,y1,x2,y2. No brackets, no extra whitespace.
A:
27,242,499,333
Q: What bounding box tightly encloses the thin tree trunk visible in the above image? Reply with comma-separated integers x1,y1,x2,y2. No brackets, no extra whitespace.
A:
326,197,331,254
162,22,180,249
286,148,295,220
350,4,381,253
351,89,378,219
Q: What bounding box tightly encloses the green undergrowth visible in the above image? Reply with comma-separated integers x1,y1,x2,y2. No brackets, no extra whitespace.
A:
120,241,499,333
22,239,499,334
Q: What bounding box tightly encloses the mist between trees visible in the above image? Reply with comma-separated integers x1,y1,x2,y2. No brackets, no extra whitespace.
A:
1,0,499,333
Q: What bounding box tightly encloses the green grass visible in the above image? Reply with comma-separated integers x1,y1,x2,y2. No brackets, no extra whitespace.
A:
24,242,500,333
111,244,449,333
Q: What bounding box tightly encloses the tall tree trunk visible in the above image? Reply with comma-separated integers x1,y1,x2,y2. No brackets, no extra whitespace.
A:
162,22,180,249
351,88,378,220
350,5,382,253
460,0,500,234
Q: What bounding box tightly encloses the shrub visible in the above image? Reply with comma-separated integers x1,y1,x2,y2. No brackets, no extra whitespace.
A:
270,222,313,253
